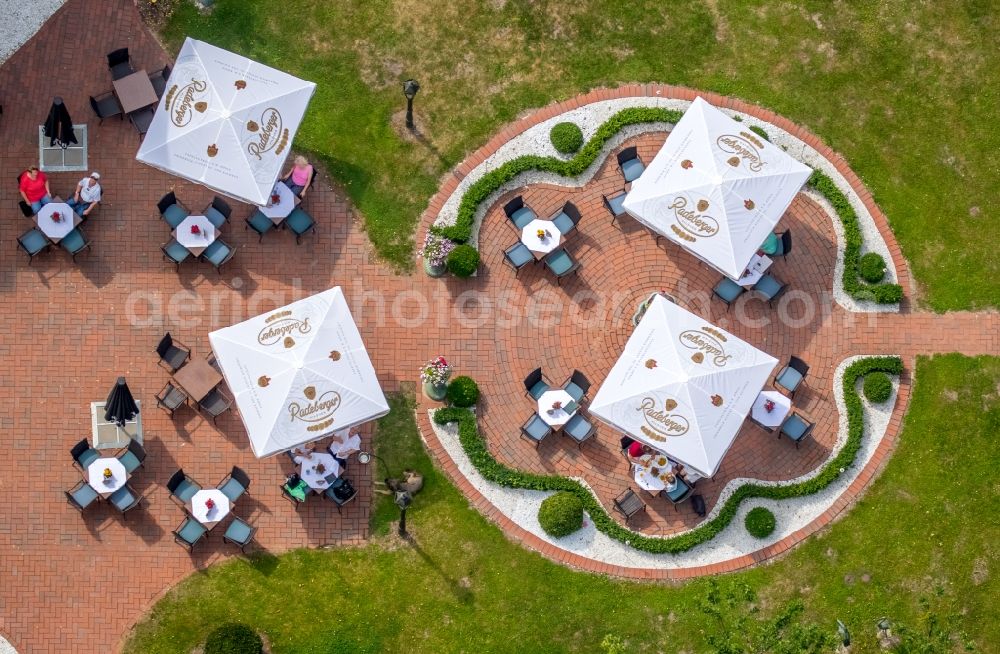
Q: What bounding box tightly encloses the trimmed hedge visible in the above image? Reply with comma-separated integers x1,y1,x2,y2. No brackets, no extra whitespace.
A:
550,122,584,154
447,375,480,408
538,491,584,537
863,371,893,403
204,623,263,654
859,252,887,283
434,356,902,554
806,170,903,303
446,244,480,277
745,507,776,538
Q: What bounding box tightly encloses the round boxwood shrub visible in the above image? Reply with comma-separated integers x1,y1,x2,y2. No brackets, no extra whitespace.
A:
550,122,584,154
204,623,263,654
744,507,776,539
446,244,480,277
538,491,584,537
859,252,887,283
447,375,480,407
863,371,893,403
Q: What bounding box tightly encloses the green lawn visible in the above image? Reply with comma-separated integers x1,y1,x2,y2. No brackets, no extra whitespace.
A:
162,0,999,310
124,356,998,653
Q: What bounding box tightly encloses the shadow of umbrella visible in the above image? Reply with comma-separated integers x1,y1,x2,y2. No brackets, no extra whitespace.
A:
43,96,77,149
105,377,139,427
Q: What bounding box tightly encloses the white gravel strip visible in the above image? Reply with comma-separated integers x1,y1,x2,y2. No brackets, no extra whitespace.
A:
427,356,898,570
0,634,17,654
0,0,67,65
431,96,898,313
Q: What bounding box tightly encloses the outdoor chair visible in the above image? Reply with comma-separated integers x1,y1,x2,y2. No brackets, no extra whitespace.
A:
323,476,359,513
217,466,251,503
204,195,231,228
109,484,141,515
523,367,550,400
779,412,814,448
519,413,552,447
201,239,237,273
148,64,171,99
503,196,536,230
774,356,809,397
106,48,133,80
19,200,35,217
503,242,534,276
60,227,90,262
207,351,222,373
156,381,188,416
563,370,591,404
116,439,147,474
712,277,745,309
157,191,189,228
89,92,123,124
660,476,693,509
129,107,155,140
281,480,307,509
245,209,275,241
223,515,258,553
543,247,580,285
173,516,208,552
774,230,792,259
17,228,51,264
285,207,316,244
65,480,99,512
161,239,190,270
155,332,190,372
551,201,582,235
617,146,645,183
167,469,202,509
753,273,787,305
602,191,627,225
612,488,647,525
199,386,233,423
563,413,596,448
70,438,100,471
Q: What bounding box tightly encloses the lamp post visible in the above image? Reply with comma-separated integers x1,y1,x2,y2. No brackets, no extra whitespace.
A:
403,79,420,130
395,490,412,539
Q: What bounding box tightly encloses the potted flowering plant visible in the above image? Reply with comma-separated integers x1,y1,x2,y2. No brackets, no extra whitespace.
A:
205,498,215,510
52,211,62,223
764,399,775,413
103,467,113,480
191,224,201,235
421,232,455,277
420,355,451,400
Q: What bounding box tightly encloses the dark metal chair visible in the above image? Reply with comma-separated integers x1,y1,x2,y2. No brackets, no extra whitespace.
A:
660,476,693,510
17,228,51,264
201,239,237,273
129,107,155,139
109,484,142,514
161,239,190,270
157,191,189,228
117,439,146,474
774,356,809,397
89,92,123,124
752,273,787,305
19,200,35,217
156,381,188,416
543,247,580,285
551,201,582,235
779,412,815,448
204,195,231,229
245,209,274,241
223,515,258,553
323,477,359,513
285,208,316,244
59,227,90,262
199,386,233,423
523,367,549,400
563,370,591,404
217,466,251,503
173,516,208,552
503,196,536,230
613,488,647,524
106,48,133,80
70,438,100,471
281,478,306,510
603,191,628,225
617,146,645,183
519,413,552,447
65,480,99,511
503,242,534,276
774,230,792,259
148,64,171,99
155,333,190,372
563,413,596,448
712,277,745,309
166,469,202,509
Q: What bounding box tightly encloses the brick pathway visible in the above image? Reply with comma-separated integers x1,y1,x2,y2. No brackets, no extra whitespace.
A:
0,1,996,651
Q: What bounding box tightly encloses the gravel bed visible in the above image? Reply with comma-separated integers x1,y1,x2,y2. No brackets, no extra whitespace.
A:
427,355,898,570
430,96,898,312
0,0,67,65
0,634,16,654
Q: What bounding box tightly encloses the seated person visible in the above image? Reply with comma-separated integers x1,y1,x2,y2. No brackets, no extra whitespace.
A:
19,166,51,213
627,440,652,463
280,155,314,198
67,172,102,216
759,232,781,255
291,445,315,465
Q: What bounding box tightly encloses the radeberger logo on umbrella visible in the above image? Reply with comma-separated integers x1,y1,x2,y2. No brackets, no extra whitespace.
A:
716,132,766,172
247,108,290,160
636,397,689,442
288,385,342,433
165,79,209,127
257,312,312,346
668,195,719,242
679,327,732,367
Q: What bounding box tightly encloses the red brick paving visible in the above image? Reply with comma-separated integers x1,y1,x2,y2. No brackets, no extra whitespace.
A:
0,1,997,652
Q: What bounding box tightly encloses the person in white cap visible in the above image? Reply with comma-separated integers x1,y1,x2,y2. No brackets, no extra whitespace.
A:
68,172,102,217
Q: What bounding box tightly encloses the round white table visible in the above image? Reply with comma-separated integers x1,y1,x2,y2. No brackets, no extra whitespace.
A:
87,457,127,498
35,202,78,242
520,218,562,258
188,489,231,528
298,452,341,490
750,390,792,428
537,389,576,429
173,215,217,256
633,455,678,493
260,182,297,222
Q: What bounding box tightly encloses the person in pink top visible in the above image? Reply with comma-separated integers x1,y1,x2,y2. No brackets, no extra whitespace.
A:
280,155,314,198
18,166,52,213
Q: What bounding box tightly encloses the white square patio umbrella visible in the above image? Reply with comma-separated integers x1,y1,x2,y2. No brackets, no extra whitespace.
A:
589,295,778,478
208,287,389,458
622,96,811,280
136,38,316,206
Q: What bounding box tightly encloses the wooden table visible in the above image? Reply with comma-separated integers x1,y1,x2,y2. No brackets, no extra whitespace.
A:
520,218,563,260
86,457,129,499
35,202,81,242
260,182,300,224
173,215,217,257
113,70,158,113
186,489,231,530
537,389,577,432
172,358,223,403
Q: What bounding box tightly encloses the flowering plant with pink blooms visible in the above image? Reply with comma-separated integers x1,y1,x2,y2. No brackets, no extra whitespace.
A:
420,233,456,268
420,355,451,385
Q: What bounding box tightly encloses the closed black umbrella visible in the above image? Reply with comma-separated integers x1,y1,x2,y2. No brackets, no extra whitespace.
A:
105,377,139,427
43,96,77,149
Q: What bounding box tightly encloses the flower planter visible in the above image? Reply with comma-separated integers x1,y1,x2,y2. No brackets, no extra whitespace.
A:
423,381,448,401
423,258,447,278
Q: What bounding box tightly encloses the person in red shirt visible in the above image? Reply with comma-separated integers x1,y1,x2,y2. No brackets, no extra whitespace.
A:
18,166,51,213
